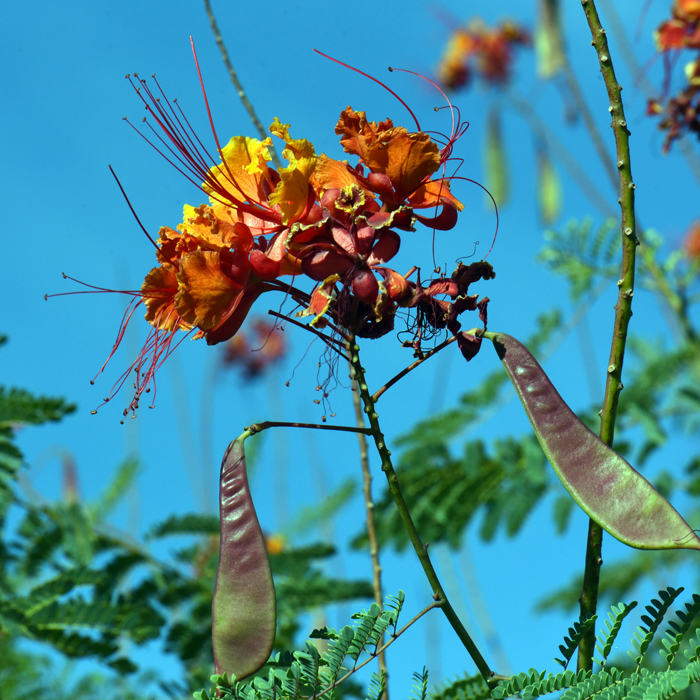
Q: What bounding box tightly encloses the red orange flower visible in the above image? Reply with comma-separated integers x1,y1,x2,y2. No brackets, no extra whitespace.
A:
437,20,530,91
77,66,489,416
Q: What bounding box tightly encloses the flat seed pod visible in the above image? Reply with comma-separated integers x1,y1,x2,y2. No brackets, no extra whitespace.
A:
212,431,276,679
483,331,700,551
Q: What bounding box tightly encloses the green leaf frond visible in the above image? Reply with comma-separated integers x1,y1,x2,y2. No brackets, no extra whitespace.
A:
410,667,430,700
538,218,619,302
556,615,598,669
629,588,685,671
596,602,638,667
0,387,77,427
148,513,221,539
0,382,75,493
430,673,490,700
198,592,420,700
361,312,562,552
660,594,700,668
366,671,387,700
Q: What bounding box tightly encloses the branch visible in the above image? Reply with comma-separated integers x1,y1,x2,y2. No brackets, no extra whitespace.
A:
267,311,349,359
348,336,495,685
372,335,459,403
350,360,388,691
577,0,639,673
248,421,372,436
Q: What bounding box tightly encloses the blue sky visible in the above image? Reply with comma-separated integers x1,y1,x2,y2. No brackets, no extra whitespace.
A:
2,0,700,695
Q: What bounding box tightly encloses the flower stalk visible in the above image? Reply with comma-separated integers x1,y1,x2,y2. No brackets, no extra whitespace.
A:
350,361,388,693
348,334,495,685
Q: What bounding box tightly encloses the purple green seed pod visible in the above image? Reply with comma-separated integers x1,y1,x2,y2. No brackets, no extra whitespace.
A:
212,431,276,679
483,331,700,551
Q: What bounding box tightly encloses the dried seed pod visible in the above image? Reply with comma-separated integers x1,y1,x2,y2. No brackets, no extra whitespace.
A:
212,431,276,679
483,331,700,551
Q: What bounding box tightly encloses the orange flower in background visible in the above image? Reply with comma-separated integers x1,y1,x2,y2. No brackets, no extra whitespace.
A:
437,19,530,91
222,318,287,379
649,1,700,151
675,0,700,23
685,222,700,258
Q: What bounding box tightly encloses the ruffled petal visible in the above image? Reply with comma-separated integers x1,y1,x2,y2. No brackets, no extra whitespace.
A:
174,251,248,331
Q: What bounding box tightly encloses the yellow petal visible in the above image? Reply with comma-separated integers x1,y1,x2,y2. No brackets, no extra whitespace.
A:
204,136,273,205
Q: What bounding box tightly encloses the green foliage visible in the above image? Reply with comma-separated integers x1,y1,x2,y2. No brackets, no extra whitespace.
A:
660,594,700,668
197,592,407,700
629,588,685,671
148,513,220,539
556,615,598,669
0,374,76,499
430,673,490,700
491,592,700,700
361,312,563,553
359,432,549,551
596,602,638,667
492,668,585,700
411,668,430,700
538,218,619,302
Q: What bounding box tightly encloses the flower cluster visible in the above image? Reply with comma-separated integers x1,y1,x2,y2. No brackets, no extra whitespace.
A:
436,19,529,91
648,0,700,151
91,73,494,417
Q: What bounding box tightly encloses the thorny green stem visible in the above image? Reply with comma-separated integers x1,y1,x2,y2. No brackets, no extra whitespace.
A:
577,0,638,673
201,0,283,170
372,335,459,403
349,368,388,695
347,335,495,686
553,7,700,347
248,421,372,436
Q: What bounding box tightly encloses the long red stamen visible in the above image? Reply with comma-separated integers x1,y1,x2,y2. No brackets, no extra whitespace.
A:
313,49,421,131
389,66,458,145
108,165,160,251
125,73,281,227
189,37,266,214
450,175,499,259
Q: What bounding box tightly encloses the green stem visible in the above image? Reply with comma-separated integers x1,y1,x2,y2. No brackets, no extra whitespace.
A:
249,421,372,436
577,0,638,673
372,335,459,403
347,335,495,685
349,369,388,695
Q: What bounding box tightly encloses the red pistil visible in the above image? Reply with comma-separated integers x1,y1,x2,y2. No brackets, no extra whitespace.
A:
313,49,422,132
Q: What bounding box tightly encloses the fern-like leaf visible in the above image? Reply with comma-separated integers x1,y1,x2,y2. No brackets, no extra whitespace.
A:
660,593,700,667
431,673,490,700
492,670,546,699
628,587,684,670
411,667,430,700
555,615,598,669
366,671,388,700
348,603,382,660
595,601,638,667
148,513,220,539
324,626,354,681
